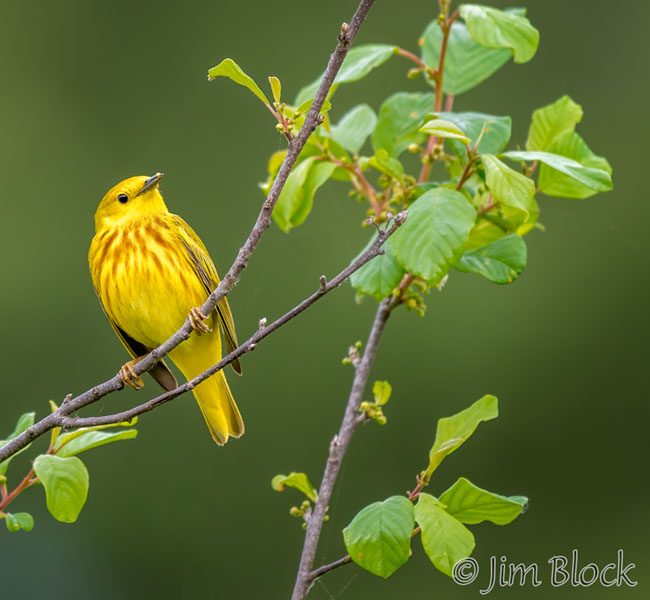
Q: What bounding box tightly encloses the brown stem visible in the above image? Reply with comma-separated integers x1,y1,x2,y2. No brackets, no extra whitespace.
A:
395,47,435,78
310,555,352,581
418,10,458,183
324,151,382,218
291,295,397,600
0,469,36,512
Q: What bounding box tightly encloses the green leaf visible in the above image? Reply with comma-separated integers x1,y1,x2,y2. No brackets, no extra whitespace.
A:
481,154,535,219
268,76,281,104
351,234,405,300
537,132,613,199
271,472,317,502
440,477,528,525
421,18,512,94
437,112,512,156
54,429,138,458
273,158,336,232
425,394,498,480
389,188,476,284
420,119,470,144
372,92,434,157
456,234,527,284
207,58,270,105
460,4,539,63
343,496,415,578
330,104,377,154
373,381,392,406
364,150,405,183
295,44,396,105
33,455,89,523
415,493,475,576
0,412,36,477
503,151,613,194
526,95,583,151
5,512,34,533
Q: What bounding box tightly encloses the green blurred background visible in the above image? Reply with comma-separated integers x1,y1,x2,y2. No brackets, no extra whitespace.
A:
0,0,647,597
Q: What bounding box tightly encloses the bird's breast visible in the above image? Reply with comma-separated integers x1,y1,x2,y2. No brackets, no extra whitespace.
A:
89,219,208,348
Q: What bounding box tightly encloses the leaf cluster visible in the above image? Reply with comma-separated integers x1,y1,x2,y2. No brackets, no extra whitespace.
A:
0,406,137,532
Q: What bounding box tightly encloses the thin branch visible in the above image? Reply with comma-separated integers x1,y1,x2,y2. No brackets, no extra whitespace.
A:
418,9,459,183
291,295,398,600
310,555,352,581
0,0,376,464
60,217,405,429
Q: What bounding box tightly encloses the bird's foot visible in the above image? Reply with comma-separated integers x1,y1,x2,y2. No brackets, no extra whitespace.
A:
189,307,212,334
119,359,145,390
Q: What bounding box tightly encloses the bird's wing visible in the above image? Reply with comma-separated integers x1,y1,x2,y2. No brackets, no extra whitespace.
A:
107,315,178,392
170,214,242,375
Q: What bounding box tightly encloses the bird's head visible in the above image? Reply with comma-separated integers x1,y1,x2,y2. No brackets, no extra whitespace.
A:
94,173,168,230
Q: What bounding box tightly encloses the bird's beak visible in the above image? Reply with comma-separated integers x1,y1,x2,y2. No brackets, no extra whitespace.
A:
137,172,164,196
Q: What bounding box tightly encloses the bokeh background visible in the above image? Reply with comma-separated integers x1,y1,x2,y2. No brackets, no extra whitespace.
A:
0,0,647,598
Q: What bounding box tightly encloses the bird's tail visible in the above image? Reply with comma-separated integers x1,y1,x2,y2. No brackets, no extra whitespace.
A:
193,371,244,445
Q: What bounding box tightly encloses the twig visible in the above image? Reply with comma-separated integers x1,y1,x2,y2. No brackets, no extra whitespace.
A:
291,295,397,600
0,0,376,464
418,9,459,183
60,218,404,428
310,555,352,581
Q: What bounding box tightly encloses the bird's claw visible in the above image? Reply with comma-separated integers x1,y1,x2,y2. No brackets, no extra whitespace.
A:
189,307,212,334
120,360,145,390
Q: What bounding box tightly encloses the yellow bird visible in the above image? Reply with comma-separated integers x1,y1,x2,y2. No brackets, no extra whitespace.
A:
88,173,244,445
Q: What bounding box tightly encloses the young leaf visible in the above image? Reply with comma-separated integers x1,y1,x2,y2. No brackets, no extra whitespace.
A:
54,429,138,458
343,496,415,578
436,112,512,156
271,472,317,502
455,234,527,284
415,493,475,576
372,92,434,157
419,119,470,145
0,412,36,476
537,132,613,198
273,158,336,232
33,455,89,523
481,154,535,219
373,381,392,406
330,104,377,154
5,512,34,533
526,95,583,151
425,394,498,480
460,4,540,63
268,76,281,104
207,58,270,105
389,188,476,284
440,477,528,525
350,234,405,300
503,151,613,194
295,44,397,105
421,19,512,95
364,150,405,183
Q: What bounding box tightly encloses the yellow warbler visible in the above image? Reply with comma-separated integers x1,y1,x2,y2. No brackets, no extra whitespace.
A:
88,173,243,445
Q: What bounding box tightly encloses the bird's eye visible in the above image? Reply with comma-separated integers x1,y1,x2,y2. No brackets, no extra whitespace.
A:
117,193,128,204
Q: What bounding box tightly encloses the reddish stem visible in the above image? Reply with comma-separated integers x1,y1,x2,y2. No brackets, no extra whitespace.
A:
395,47,434,77
418,11,459,183
0,468,36,512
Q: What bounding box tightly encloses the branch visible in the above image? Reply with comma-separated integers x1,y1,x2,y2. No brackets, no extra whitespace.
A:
418,8,459,183
0,0,377,464
291,294,398,600
60,218,404,428
310,555,352,581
